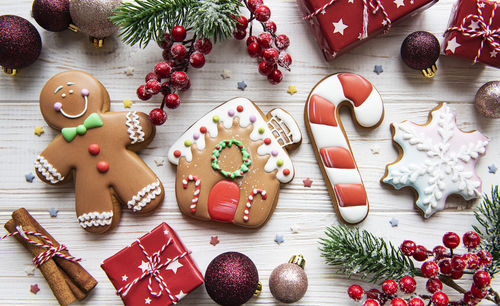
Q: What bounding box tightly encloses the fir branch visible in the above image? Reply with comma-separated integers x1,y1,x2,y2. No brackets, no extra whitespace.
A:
473,185,500,276
319,225,415,282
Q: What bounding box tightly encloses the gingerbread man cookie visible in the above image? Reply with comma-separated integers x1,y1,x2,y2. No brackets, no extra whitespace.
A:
168,98,301,228
34,70,164,233
382,103,489,218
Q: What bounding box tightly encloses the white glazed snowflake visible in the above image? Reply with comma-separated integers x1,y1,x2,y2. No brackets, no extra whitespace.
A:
383,103,489,218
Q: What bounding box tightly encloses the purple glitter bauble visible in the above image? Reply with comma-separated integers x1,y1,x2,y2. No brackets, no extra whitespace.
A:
401,31,440,70
0,15,42,70
205,252,259,306
32,0,72,32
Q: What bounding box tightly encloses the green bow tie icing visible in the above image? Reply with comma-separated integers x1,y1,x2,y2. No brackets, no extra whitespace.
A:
61,113,103,142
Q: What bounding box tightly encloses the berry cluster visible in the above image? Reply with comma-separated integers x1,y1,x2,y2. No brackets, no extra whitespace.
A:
233,0,292,84
136,26,212,125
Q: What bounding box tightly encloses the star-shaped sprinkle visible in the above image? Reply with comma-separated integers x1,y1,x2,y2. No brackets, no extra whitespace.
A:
332,18,348,35
124,66,134,76
167,259,183,274
393,0,405,7
237,81,247,90
30,284,40,294
48,208,59,217
221,69,231,79
389,217,399,227
24,265,36,276
175,290,187,300
373,65,383,75
287,85,297,95
274,233,284,244
123,99,133,108
25,172,35,183
34,126,44,136
445,37,461,54
290,224,300,233
370,144,381,154
489,164,497,174
210,236,219,246
303,177,313,187
145,297,151,304
122,275,128,281
138,261,150,273
154,159,165,167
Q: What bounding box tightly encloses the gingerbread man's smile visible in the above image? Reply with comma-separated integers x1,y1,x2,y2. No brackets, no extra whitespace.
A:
53,82,89,119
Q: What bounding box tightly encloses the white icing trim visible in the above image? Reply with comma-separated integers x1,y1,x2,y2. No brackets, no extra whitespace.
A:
126,180,162,212
60,95,88,119
125,111,145,144
168,98,298,183
268,109,301,146
34,155,64,184
78,210,113,228
338,205,368,224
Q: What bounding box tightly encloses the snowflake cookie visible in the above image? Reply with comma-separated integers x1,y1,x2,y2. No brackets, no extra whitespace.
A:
382,103,489,218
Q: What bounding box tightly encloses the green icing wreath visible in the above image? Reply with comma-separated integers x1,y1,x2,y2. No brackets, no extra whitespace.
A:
211,139,251,178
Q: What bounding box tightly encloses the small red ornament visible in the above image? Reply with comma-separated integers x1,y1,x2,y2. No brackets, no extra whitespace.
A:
432,245,447,259
149,108,167,125
443,232,460,249
200,126,207,134
283,168,290,176
264,138,271,145
97,161,109,173
32,0,72,32
88,144,100,155
278,52,292,68
408,297,424,306
171,26,187,42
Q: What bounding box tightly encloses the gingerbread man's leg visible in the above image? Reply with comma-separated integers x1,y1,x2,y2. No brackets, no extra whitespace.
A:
75,181,121,234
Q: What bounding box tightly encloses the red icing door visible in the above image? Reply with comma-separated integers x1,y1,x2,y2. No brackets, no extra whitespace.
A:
208,180,240,222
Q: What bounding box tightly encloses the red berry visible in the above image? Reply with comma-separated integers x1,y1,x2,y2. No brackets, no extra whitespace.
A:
278,51,292,68
408,297,424,306
470,284,488,299
146,79,161,94
154,62,172,78
463,231,481,249
432,291,449,306
149,108,167,125
171,26,186,42
473,270,491,288
137,85,152,100
463,291,479,305
164,93,180,109
400,240,417,256
258,61,274,76
179,78,190,91
264,21,277,34
451,269,464,279
159,39,172,50
382,279,398,295
170,71,189,89
477,250,493,267
426,278,443,294
439,258,452,275
366,288,381,300
347,284,364,301
390,297,407,306
247,0,263,12
254,5,271,22
162,48,172,60
267,68,283,85
236,15,248,31
160,81,170,96
189,51,205,68
145,72,160,82
364,299,380,306
275,34,290,50
163,32,171,41
171,44,188,60
246,35,258,46
248,42,262,58
194,38,212,54
463,252,480,269
413,245,428,261
433,246,448,259
443,232,460,249
258,32,273,48
399,276,416,294
263,48,279,64
421,261,439,278
233,29,247,40
451,255,466,271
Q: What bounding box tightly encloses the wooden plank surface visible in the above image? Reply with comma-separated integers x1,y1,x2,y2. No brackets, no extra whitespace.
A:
1,0,499,305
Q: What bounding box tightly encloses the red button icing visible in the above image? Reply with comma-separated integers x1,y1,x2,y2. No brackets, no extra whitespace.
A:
334,184,367,207
236,105,244,112
173,150,181,158
283,168,290,176
207,180,240,222
97,161,109,173
320,147,355,169
88,144,100,155
308,94,337,126
264,138,271,145
200,126,207,133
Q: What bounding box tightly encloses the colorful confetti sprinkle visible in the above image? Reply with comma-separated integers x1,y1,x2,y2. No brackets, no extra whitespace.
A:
274,233,284,245
303,177,313,187
237,81,247,90
34,126,44,136
210,236,219,246
123,99,133,108
287,85,297,95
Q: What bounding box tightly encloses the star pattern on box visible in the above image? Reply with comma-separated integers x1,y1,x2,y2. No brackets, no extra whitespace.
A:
175,290,187,300
138,261,150,273
145,297,151,304
394,0,405,8
446,37,461,54
122,275,128,281
166,259,183,274
332,18,348,35
491,50,498,58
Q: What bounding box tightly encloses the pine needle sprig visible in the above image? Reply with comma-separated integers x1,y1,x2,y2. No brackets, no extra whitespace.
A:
319,225,415,282
473,185,500,276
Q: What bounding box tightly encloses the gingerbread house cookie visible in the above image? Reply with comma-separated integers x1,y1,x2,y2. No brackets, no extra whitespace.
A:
168,98,301,228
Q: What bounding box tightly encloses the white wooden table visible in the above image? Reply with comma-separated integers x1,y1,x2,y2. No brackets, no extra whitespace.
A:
1,0,499,305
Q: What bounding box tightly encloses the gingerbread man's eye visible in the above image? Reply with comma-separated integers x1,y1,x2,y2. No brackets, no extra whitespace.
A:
54,102,62,111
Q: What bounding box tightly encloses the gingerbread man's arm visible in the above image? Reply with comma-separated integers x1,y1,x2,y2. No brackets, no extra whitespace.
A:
34,136,72,185
105,111,155,148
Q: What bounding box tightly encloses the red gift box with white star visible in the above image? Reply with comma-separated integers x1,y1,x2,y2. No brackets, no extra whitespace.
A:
101,223,204,306
297,0,438,60
443,0,500,68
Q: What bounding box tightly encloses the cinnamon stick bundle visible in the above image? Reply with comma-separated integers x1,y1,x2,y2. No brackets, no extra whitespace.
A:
4,208,97,305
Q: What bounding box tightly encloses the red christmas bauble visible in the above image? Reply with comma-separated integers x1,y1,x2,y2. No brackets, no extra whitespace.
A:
32,0,72,32
0,15,42,71
400,31,440,74
205,252,259,306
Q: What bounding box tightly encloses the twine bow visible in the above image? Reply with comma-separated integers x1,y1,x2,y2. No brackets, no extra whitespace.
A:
1,226,81,267
446,1,500,63
302,0,392,40
116,237,189,304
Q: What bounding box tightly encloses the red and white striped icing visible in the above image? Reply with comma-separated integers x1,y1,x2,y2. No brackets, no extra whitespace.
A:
182,175,201,213
243,189,267,222
306,73,384,224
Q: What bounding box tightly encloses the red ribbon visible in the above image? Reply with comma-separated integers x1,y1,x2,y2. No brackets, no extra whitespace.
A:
446,0,500,63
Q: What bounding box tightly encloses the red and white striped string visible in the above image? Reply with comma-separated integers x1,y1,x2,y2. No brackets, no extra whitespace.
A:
116,236,189,304
446,1,500,63
243,189,267,222
182,175,201,213
1,226,81,267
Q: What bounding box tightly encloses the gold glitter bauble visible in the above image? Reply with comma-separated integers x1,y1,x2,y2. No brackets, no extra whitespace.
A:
69,0,121,39
269,255,308,303
475,81,500,118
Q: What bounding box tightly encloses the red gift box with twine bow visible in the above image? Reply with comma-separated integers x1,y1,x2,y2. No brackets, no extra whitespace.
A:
297,0,438,60
443,0,500,68
101,223,204,306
